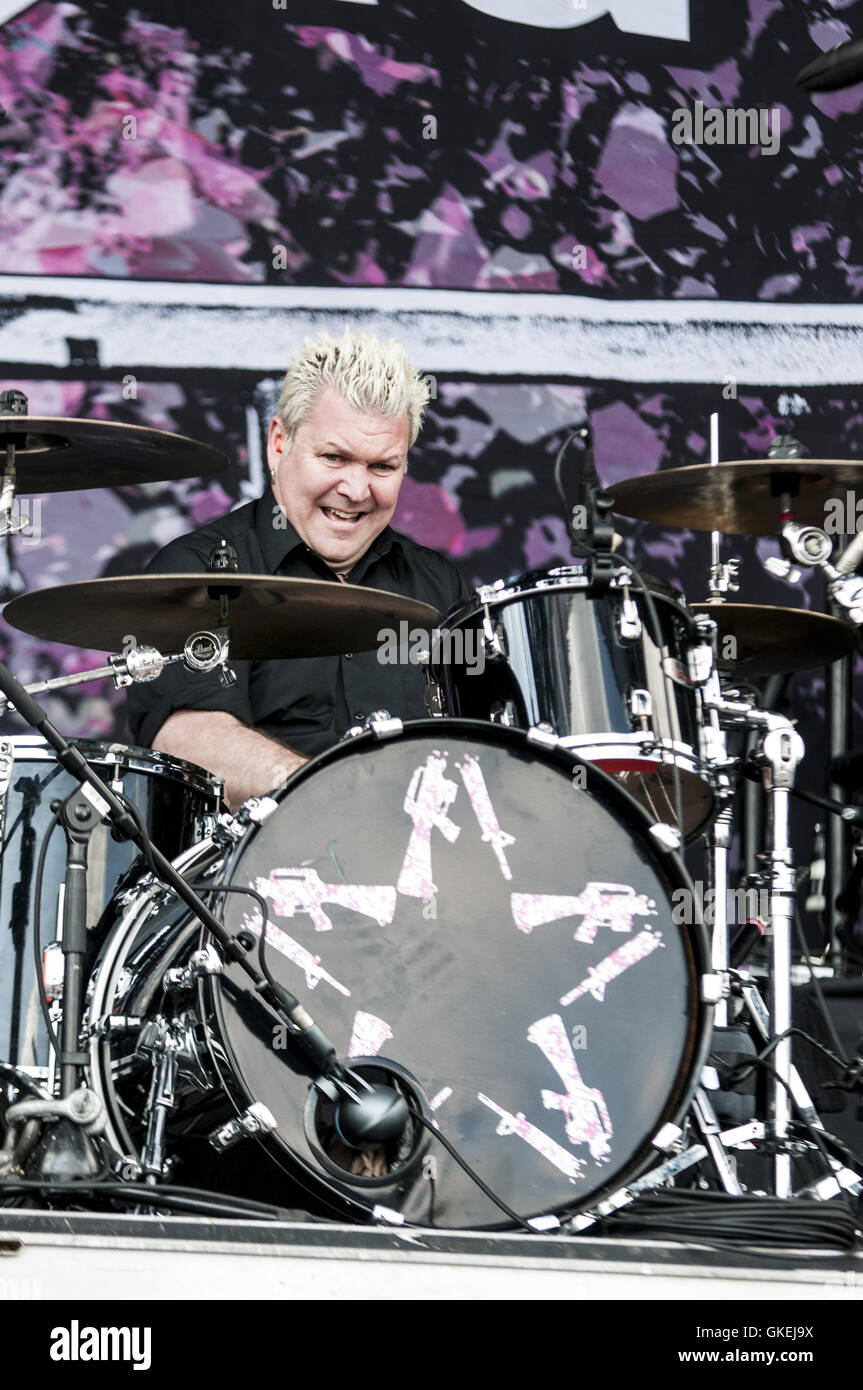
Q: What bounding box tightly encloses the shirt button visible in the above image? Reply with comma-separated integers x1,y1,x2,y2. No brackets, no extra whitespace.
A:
354,712,365,722
344,652,353,660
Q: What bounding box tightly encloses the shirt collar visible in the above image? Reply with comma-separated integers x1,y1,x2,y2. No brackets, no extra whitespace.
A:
255,483,400,578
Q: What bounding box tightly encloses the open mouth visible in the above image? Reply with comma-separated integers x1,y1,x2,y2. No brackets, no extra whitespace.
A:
321,506,365,524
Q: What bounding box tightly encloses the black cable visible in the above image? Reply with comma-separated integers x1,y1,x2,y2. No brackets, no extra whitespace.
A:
0,1176,328,1223
185,878,299,1007
714,1025,848,1088
552,428,586,536
407,1106,538,1234
711,1039,858,1180
792,903,849,1064
597,1188,857,1252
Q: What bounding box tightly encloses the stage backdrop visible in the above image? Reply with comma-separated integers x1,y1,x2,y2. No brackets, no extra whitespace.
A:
0,0,861,888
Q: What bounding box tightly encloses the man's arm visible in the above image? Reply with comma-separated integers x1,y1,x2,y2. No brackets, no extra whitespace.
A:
153,710,308,811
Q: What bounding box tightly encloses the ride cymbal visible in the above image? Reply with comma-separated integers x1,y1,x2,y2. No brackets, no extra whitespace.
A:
3,574,441,659
613,460,863,535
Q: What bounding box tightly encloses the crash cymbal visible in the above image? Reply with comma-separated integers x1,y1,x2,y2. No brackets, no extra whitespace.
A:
3,574,441,659
613,460,863,535
690,602,858,675
0,417,227,490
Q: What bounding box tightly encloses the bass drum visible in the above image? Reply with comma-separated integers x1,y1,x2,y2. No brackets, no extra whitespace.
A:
89,720,710,1229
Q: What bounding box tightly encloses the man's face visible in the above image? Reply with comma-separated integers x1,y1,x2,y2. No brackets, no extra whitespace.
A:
267,386,409,575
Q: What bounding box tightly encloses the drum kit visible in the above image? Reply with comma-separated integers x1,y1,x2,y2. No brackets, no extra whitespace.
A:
0,389,862,1233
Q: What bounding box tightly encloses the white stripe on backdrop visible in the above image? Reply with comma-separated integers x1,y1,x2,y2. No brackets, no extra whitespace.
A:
0,279,859,385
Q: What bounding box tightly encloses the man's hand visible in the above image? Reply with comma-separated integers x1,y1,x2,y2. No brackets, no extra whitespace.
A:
153,710,308,811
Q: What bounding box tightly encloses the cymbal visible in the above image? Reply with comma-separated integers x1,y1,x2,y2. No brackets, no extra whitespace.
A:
690,602,858,676
613,460,863,535
3,574,441,659
0,417,228,490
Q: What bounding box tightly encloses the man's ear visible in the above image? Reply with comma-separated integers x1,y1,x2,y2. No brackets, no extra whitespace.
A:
266,417,288,474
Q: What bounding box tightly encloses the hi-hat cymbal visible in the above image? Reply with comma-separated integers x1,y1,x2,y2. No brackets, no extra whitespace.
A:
0,417,228,490
613,460,863,535
3,574,440,659
690,602,858,675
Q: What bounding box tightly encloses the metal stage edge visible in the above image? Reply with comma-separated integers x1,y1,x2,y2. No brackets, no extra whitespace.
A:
0,1210,861,1301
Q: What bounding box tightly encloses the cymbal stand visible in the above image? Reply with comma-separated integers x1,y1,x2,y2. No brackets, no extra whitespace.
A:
706,414,741,603
0,635,235,716
0,390,30,540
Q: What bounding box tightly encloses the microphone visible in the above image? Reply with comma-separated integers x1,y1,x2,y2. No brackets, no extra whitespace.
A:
334,1083,409,1149
796,36,863,92
262,975,411,1150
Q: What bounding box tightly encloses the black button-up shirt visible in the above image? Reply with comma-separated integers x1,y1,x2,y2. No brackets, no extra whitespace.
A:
126,486,469,755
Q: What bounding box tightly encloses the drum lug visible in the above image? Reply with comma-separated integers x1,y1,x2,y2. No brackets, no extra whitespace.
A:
423,678,445,717
365,711,404,740
651,1122,684,1153
208,1101,278,1152
163,944,222,995
686,641,715,686
627,687,652,726
649,823,683,852
701,971,730,1004
617,593,642,642
527,725,561,751
244,796,280,825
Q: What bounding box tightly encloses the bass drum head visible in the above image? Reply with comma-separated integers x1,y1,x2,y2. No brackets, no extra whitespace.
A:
216,720,709,1229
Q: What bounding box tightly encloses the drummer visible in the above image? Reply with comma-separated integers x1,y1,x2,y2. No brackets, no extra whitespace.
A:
127,329,468,808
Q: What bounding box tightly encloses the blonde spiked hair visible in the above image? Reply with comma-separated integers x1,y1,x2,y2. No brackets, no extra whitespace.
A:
276,328,430,447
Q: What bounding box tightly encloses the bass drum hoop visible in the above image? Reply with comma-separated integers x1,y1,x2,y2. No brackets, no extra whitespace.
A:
210,717,712,1225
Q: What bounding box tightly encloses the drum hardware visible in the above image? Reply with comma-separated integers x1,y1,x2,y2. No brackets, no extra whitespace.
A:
137,1014,214,1182
0,644,214,714
707,413,740,608
163,944,223,995
708,559,740,601
0,1083,106,1176
210,1102,278,1153
0,390,31,541
627,688,651,727
617,590,642,641
554,423,617,592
